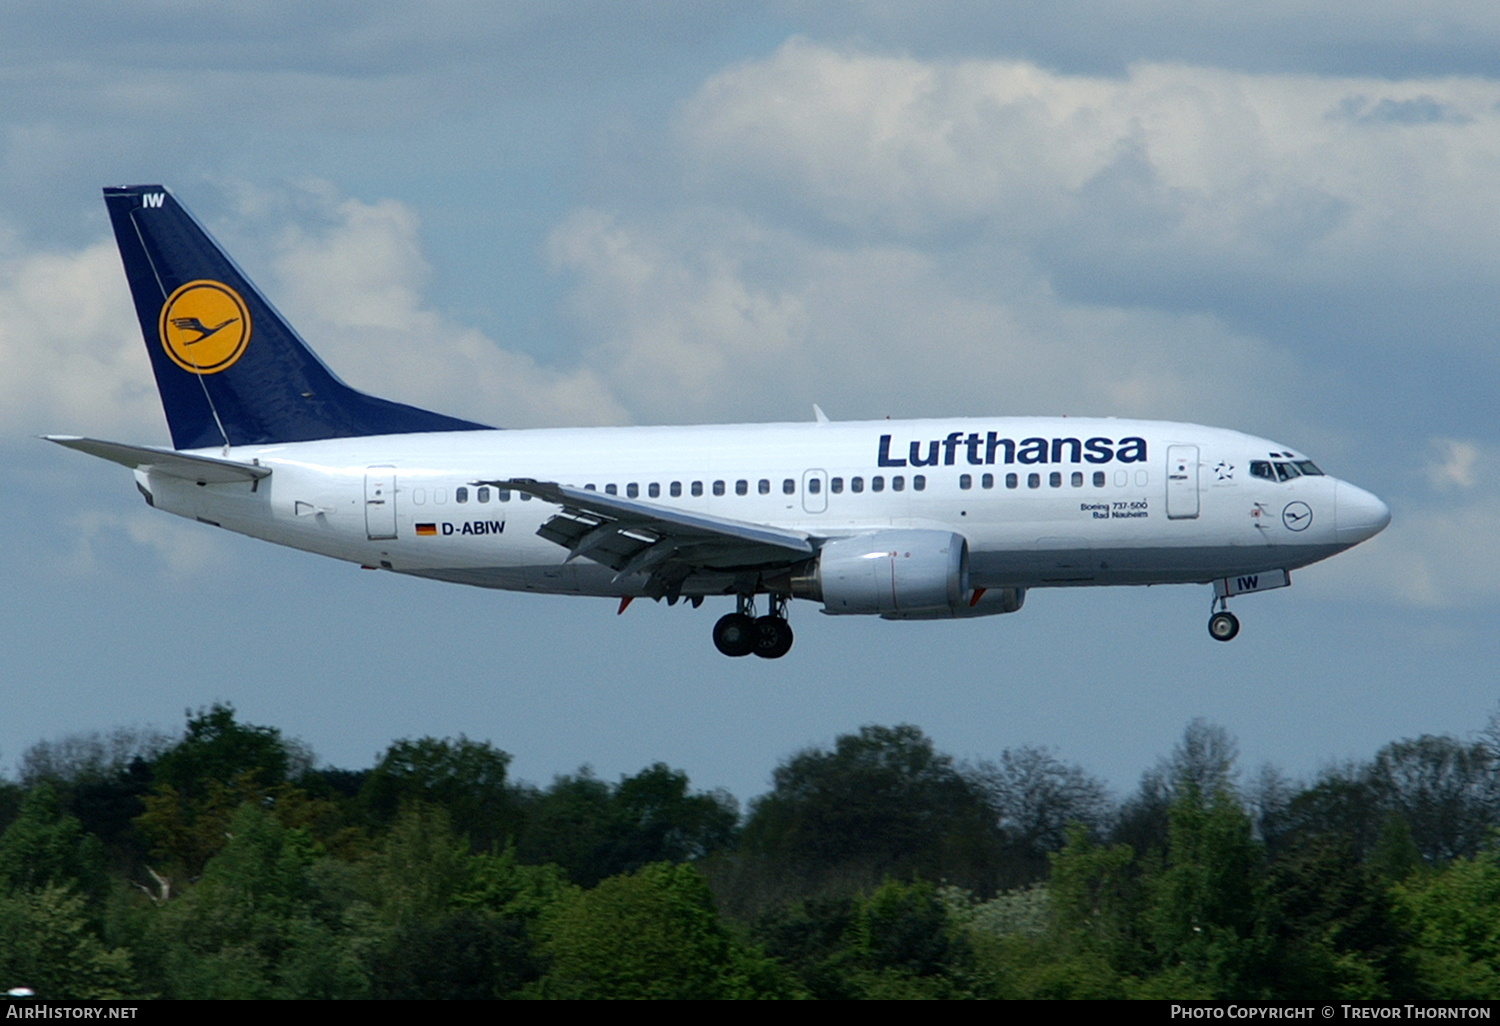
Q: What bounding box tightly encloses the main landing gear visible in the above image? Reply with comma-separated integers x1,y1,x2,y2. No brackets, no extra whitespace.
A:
1208,596,1240,642
713,594,794,659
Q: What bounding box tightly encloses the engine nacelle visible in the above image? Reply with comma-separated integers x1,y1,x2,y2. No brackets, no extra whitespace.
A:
794,529,970,616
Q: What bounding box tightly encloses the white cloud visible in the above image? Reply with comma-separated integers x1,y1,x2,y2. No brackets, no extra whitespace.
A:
777,1,1500,78
1305,438,1500,607
46,507,230,581
267,185,630,428
677,41,1500,313
548,204,1303,427
1427,438,1482,490
0,235,164,440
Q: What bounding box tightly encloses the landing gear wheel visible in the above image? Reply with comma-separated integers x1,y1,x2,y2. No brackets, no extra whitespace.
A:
752,616,794,659
713,613,758,657
1208,611,1240,642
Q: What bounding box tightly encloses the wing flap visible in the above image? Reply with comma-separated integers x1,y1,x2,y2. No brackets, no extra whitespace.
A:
479,477,814,579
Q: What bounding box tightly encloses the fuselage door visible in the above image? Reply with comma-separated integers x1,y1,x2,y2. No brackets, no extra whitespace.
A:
802,469,828,514
365,466,398,539
1166,445,1200,520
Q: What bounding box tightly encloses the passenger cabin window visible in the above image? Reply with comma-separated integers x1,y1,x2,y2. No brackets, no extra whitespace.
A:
851,477,864,493
1093,471,1105,487
691,481,703,497
1006,473,1017,489
783,479,796,495
735,479,748,496
713,480,725,496
648,482,660,498
477,487,490,503
1049,472,1062,488
626,483,639,498
982,473,994,489
456,486,468,503
831,477,844,494
605,484,617,495
959,473,972,490
872,476,885,492
808,477,821,494
913,475,925,491
498,489,511,502
1028,473,1040,489
759,479,770,495
670,481,682,497
892,475,905,492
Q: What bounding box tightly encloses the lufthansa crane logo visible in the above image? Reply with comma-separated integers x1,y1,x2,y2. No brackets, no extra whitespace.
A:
158,280,251,374
1282,501,1313,532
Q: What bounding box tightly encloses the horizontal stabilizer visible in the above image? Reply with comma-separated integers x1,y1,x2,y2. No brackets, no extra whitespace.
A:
44,436,271,484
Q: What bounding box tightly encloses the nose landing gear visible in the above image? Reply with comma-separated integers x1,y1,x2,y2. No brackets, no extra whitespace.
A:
713,593,794,658
1208,595,1240,642
1208,609,1240,641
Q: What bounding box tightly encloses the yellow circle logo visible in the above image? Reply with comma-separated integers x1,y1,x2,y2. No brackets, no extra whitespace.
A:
159,280,251,374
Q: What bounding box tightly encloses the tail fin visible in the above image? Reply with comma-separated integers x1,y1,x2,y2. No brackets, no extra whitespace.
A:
104,185,490,450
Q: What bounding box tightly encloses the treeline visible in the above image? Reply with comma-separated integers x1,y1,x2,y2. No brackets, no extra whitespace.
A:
1,706,1498,998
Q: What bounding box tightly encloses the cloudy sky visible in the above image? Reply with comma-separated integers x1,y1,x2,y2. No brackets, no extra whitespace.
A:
3,1,1497,803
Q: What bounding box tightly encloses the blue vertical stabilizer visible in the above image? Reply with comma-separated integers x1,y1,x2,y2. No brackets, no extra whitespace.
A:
104,185,491,450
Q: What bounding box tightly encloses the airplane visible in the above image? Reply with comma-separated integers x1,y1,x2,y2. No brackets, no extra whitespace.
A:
48,184,1391,659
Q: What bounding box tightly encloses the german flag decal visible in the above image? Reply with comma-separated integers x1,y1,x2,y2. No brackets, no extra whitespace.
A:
415,523,437,536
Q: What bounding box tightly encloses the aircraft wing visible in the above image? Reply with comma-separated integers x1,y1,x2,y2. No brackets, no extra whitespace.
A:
479,477,815,600
44,436,271,484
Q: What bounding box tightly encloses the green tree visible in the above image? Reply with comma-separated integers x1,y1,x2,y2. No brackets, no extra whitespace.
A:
0,783,107,902
361,736,520,851
540,863,797,999
1262,835,1406,998
1368,735,1499,864
356,804,562,998
738,725,1002,901
974,745,1113,888
146,803,363,999
520,763,738,886
152,704,302,793
0,885,136,1000
1143,783,1270,998
1392,847,1500,999
134,705,323,876
1047,826,1139,958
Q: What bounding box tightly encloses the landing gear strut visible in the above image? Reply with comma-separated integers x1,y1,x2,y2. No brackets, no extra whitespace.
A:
1207,596,1240,642
713,593,794,659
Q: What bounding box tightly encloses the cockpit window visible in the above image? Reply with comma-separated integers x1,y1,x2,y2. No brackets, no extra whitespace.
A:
1254,458,1324,482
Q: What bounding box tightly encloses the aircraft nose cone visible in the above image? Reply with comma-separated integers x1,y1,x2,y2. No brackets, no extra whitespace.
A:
1335,481,1391,545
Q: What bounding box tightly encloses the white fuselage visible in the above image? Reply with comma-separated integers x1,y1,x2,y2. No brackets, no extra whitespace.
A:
136,416,1389,602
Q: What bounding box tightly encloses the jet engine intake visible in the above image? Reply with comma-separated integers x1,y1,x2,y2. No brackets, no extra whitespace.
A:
794,529,970,616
